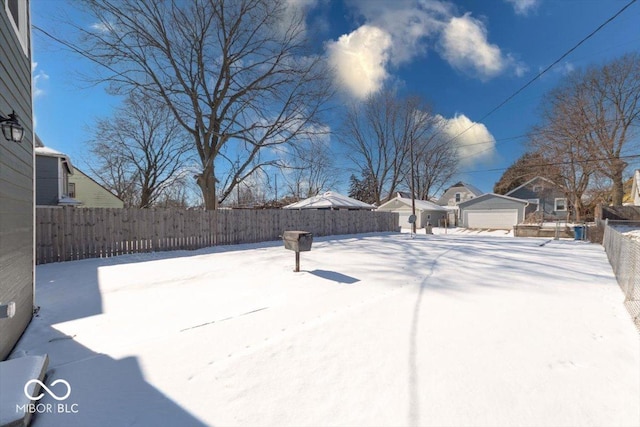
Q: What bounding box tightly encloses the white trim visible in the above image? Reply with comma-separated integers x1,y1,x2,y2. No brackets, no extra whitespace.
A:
554,198,567,211
4,0,30,56
527,198,540,211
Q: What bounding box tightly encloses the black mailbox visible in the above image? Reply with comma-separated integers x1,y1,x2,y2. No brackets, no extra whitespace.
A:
282,231,313,272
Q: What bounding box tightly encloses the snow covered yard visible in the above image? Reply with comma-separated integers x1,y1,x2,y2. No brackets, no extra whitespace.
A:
11,232,640,427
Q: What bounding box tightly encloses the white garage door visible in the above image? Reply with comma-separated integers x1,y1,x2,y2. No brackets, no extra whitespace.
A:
465,209,518,229
398,211,412,228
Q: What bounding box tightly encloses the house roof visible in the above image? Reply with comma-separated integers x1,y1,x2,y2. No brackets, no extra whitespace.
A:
444,181,483,196
377,196,447,212
458,192,531,207
283,191,375,210
505,176,560,196
34,145,75,175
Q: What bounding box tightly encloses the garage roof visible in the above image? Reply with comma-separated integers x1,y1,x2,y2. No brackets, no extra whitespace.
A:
457,192,530,208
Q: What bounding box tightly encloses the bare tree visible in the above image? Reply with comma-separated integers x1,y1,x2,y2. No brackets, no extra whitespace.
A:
412,118,458,200
284,136,337,199
579,53,640,205
530,72,597,221
339,90,437,204
534,53,640,207
74,0,332,209
89,91,192,208
90,150,138,207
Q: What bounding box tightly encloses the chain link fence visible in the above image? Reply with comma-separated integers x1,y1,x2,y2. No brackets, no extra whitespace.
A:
602,221,640,331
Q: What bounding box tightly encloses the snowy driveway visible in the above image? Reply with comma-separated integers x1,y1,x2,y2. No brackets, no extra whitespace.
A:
14,232,640,427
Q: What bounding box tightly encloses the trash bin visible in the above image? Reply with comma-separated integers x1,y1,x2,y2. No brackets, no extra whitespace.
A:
425,223,433,234
573,225,585,240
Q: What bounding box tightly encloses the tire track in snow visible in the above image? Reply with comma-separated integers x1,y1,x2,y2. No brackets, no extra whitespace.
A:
408,247,457,427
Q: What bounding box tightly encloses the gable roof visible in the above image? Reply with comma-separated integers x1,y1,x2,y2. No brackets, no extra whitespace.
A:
505,176,561,196
377,196,446,212
458,192,531,207
283,191,375,210
444,181,483,196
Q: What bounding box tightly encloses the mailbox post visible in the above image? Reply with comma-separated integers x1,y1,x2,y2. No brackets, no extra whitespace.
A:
282,231,313,272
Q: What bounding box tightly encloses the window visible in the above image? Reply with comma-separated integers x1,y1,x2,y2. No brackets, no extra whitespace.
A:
527,198,540,211
7,0,18,29
5,0,30,56
554,198,567,211
455,192,461,203
68,183,76,198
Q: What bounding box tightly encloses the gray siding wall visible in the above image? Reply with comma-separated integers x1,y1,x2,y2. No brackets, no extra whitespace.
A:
36,155,59,205
460,197,527,223
509,181,569,219
0,5,33,360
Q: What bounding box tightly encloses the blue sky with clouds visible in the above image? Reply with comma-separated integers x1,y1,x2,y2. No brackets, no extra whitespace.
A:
31,0,640,197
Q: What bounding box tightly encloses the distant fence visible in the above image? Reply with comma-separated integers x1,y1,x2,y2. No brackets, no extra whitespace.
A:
602,220,640,331
35,207,399,264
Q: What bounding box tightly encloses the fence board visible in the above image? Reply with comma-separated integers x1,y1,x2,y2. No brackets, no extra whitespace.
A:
35,207,399,264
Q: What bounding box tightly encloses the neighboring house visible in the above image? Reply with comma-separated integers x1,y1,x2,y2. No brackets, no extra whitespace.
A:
35,136,82,207
377,196,447,228
283,191,375,210
69,167,124,208
436,182,483,226
505,176,568,221
437,182,483,206
631,170,640,206
458,193,537,230
0,0,35,361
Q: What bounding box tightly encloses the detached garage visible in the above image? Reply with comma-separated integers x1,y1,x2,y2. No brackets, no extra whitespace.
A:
377,196,447,228
458,193,535,229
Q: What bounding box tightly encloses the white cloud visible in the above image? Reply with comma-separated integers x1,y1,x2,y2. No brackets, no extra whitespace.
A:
326,1,525,97
438,114,496,165
90,21,112,33
326,25,392,99
350,1,447,66
32,62,49,99
504,0,540,16
279,0,319,36
439,13,507,80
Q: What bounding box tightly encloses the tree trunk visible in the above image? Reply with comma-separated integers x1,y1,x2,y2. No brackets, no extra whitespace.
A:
611,168,624,206
197,164,218,210
573,196,583,222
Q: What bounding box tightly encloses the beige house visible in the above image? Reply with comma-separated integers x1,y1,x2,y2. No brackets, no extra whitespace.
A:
69,167,124,208
377,196,447,228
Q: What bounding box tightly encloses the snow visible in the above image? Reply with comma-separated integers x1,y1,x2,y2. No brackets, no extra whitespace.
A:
0,355,48,426
11,232,640,427
613,225,640,240
283,191,375,210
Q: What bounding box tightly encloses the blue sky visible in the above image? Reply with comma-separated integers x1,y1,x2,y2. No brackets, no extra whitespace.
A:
31,0,640,198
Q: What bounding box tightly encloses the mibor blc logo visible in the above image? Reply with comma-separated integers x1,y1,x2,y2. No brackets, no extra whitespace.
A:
17,379,79,414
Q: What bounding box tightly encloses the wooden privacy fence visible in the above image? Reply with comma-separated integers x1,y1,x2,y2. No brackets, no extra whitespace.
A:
36,207,399,264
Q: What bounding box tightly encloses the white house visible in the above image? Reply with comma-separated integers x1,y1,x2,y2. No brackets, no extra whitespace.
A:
377,196,447,228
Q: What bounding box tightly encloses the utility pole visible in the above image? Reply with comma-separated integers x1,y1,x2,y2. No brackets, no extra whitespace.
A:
410,136,417,235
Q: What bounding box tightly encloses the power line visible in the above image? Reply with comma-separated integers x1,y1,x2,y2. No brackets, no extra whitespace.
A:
442,0,638,148
461,153,640,175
